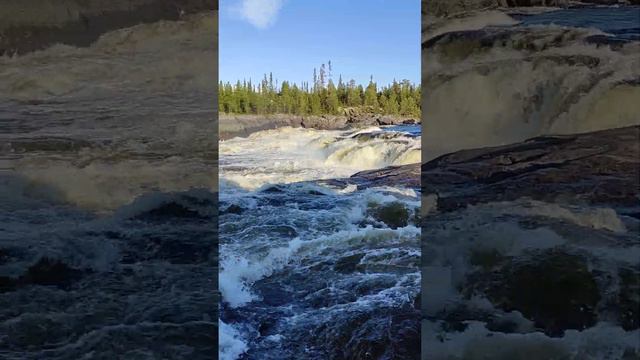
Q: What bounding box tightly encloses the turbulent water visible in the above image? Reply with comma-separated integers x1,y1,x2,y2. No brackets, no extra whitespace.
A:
0,13,218,358
513,6,640,41
219,126,421,359
423,5,640,159
421,198,640,359
421,6,640,359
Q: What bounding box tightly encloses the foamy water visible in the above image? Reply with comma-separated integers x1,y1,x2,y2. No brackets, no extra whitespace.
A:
219,126,421,359
423,5,640,159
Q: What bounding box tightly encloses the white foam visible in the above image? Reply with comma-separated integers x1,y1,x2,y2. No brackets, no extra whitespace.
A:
423,24,640,159
219,321,248,360
220,126,420,190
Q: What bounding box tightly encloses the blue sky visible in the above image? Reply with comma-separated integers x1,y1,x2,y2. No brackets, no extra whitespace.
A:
220,0,420,88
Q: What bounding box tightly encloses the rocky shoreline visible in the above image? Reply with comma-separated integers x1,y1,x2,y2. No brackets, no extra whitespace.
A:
0,0,217,56
421,125,639,215
219,113,420,140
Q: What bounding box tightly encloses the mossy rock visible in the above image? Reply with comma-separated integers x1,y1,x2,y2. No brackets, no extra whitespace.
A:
368,202,410,229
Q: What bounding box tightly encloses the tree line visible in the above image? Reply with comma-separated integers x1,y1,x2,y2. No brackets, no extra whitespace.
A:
219,62,420,117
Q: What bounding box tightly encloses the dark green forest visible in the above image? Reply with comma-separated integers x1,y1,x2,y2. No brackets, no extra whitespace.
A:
219,62,420,117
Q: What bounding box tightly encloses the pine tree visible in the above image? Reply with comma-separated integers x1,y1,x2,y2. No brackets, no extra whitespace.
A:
326,79,340,114
218,64,421,117
364,79,379,109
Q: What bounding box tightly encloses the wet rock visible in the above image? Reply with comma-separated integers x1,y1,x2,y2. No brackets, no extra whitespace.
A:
422,126,640,212
473,250,601,336
369,202,410,229
617,267,640,330
334,253,365,273
347,164,421,190
23,257,84,289
255,282,292,307
151,236,213,264
305,288,357,308
469,248,505,270
333,308,420,360
260,185,286,193
221,204,244,215
351,276,399,297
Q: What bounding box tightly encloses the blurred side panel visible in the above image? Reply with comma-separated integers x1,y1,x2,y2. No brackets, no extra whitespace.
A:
0,0,219,358
422,1,640,359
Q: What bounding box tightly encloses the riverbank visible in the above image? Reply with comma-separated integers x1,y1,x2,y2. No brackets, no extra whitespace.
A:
219,113,420,140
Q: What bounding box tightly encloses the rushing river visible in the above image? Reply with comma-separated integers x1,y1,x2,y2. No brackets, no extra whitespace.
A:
219,125,421,359
513,5,640,41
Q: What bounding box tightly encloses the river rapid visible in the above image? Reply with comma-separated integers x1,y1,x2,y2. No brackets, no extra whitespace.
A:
219,125,422,359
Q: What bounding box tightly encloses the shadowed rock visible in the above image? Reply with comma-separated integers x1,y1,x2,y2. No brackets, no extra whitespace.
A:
466,250,601,336
422,126,640,213
323,164,421,190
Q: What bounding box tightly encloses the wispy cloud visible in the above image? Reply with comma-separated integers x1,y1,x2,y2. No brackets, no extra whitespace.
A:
236,0,285,29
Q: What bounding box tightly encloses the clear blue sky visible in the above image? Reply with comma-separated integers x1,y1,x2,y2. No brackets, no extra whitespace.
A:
220,0,420,88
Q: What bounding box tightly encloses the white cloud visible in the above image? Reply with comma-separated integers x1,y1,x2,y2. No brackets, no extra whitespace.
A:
238,0,285,29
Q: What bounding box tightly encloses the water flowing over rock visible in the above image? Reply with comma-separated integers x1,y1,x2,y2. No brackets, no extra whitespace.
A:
422,6,640,159
421,126,640,358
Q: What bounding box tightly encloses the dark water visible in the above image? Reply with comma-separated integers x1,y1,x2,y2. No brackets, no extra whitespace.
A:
219,127,421,359
514,6,640,41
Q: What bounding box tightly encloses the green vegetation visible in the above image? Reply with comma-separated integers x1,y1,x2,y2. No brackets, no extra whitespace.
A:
219,62,420,117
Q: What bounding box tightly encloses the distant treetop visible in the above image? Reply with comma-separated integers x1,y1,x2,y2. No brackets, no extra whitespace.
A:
219,61,420,117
